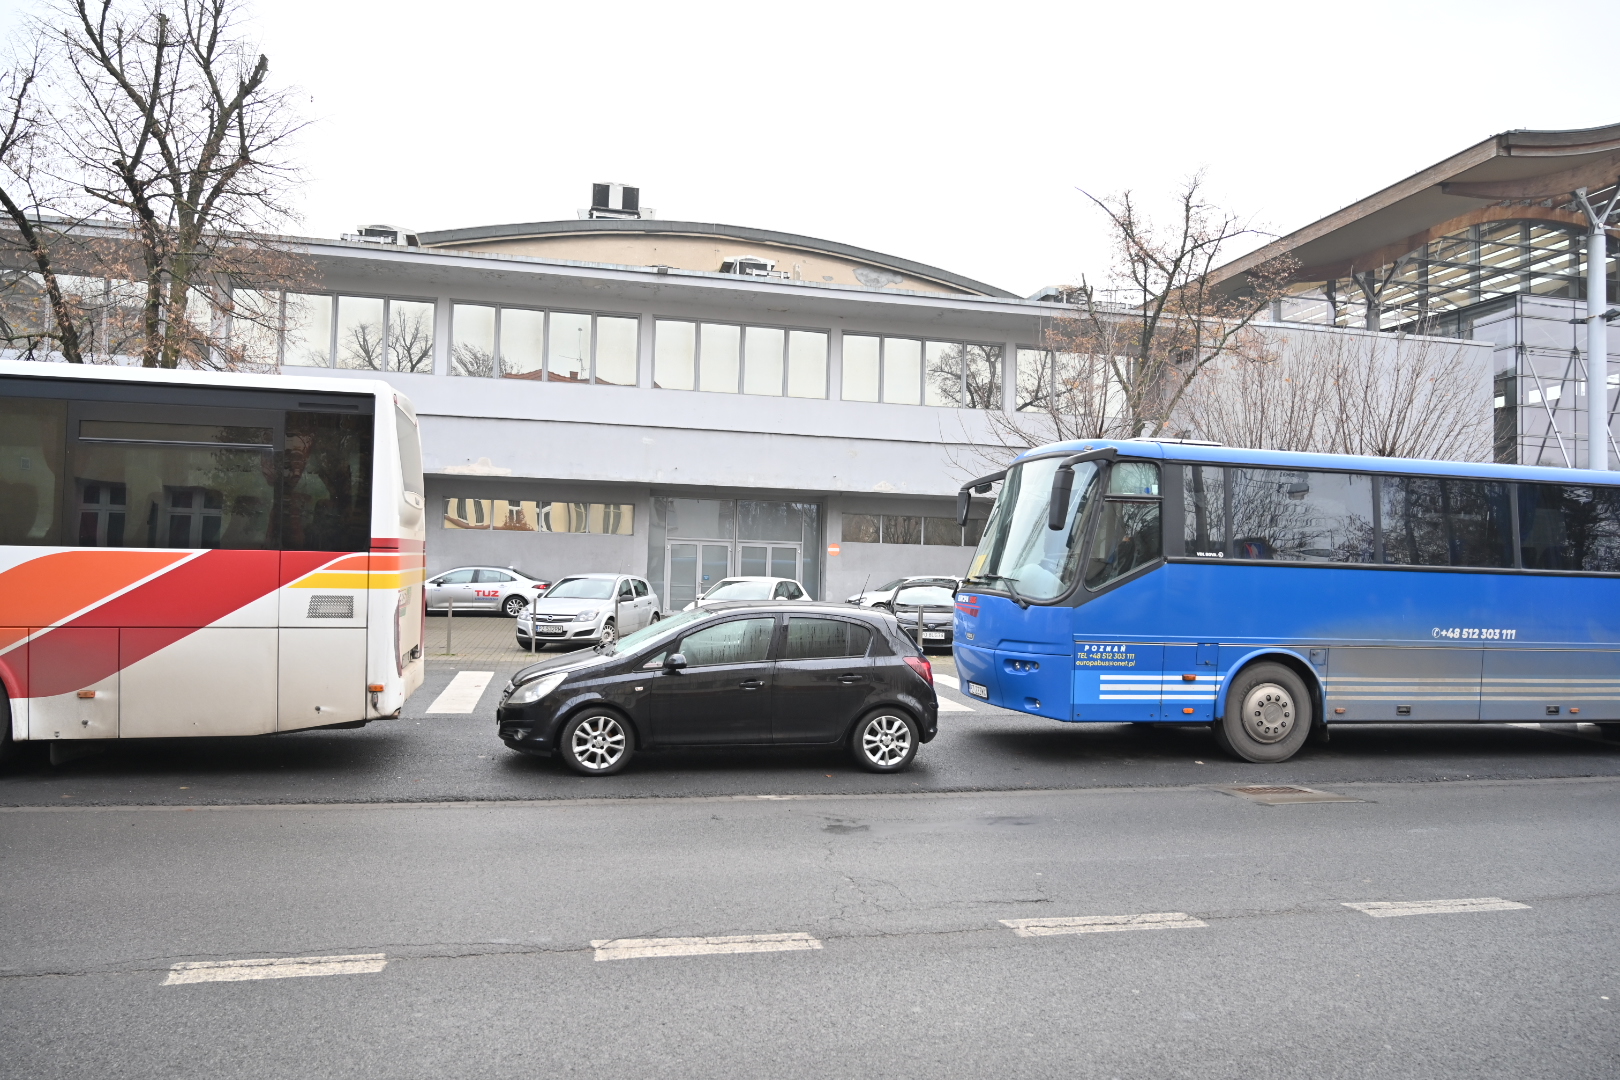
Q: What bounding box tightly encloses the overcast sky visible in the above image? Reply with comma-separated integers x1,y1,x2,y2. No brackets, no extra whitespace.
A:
5,0,1618,296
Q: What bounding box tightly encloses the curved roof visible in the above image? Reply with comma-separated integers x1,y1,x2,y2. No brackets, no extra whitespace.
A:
1212,121,1620,290
416,218,1018,299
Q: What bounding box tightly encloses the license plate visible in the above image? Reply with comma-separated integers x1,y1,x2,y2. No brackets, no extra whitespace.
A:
921,631,946,640
967,682,988,699
536,626,566,636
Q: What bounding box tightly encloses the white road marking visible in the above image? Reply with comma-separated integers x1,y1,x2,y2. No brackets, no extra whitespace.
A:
934,673,960,689
162,953,387,984
591,933,822,961
1343,897,1530,918
1001,912,1208,936
426,671,494,714
937,697,973,712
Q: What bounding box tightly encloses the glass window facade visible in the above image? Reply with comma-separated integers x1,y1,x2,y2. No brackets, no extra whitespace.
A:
653,321,828,398
448,306,637,384
846,335,1002,407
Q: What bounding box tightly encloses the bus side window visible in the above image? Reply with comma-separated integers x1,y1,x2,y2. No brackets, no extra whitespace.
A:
1519,484,1620,571
1182,465,1224,558
0,397,67,545
282,412,374,551
1380,476,1512,568
1087,464,1163,590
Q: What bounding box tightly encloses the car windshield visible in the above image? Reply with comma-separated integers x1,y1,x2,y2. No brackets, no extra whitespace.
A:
702,579,773,601
894,585,956,608
875,578,906,591
612,607,706,653
545,577,616,599
508,568,542,580
964,457,1101,601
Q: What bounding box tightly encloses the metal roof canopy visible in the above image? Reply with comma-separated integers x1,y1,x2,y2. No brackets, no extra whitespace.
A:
1212,122,1620,289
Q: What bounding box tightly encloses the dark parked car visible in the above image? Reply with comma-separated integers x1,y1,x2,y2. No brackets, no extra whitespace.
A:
886,583,958,648
496,601,938,776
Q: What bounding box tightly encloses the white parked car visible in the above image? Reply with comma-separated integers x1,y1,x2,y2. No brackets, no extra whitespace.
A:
681,576,811,611
426,566,551,617
516,573,658,649
846,575,959,608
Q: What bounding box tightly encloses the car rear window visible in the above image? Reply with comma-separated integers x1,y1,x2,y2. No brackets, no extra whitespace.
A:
783,618,870,659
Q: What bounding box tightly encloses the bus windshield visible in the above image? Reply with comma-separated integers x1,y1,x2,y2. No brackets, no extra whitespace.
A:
963,457,1100,601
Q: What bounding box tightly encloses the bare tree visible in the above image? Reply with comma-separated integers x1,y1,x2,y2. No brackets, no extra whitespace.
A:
963,175,1294,474
0,0,310,368
1181,328,1491,462
0,45,90,361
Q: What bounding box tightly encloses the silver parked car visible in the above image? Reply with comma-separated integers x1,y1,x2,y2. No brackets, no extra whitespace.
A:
681,576,811,611
426,566,551,617
846,575,959,608
516,573,658,650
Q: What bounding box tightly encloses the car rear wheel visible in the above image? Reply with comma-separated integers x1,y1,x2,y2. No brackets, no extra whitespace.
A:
1214,662,1312,763
558,710,634,776
502,595,527,617
851,709,918,772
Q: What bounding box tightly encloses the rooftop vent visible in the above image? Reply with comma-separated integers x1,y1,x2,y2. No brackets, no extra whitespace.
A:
720,255,788,280
580,182,655,220
341,224,420,247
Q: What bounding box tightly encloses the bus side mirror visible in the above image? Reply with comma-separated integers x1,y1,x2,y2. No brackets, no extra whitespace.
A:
956,488,971,527
1048,468,1076,530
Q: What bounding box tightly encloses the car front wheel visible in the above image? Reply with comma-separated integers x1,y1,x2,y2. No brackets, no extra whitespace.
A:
558,710,634,776
851,709,918,772
503,595,527,617
598,619,617,647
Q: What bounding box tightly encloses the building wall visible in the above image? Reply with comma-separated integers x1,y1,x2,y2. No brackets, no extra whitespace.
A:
431,232,976,296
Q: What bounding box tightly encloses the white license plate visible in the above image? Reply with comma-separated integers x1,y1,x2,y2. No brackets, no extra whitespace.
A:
921,631,946,640
967,682,989,699
536,626,566,636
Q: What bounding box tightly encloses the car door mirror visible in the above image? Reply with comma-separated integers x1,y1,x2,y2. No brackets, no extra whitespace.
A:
429,578,444,586
664,652,688,671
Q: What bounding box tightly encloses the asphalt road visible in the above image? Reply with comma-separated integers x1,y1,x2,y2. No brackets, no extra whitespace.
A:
2,778,1616,1079
2,656,1619,807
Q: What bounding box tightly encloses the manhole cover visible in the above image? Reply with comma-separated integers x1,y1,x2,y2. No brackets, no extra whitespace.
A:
1219,785,1362,804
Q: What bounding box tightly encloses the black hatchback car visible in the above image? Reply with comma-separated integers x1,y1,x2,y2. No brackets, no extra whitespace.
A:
495,602,939,776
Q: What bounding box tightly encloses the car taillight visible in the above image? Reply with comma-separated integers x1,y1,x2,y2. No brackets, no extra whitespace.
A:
903,655,933,687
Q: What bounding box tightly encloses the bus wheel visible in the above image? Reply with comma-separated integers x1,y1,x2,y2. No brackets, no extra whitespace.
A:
1215,663,1312,763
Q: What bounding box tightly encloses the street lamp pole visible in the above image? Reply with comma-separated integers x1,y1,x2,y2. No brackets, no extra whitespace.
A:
1574,185,1619,471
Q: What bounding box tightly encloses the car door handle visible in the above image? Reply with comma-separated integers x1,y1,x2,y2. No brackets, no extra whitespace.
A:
838,674,864,684
739,679,764,690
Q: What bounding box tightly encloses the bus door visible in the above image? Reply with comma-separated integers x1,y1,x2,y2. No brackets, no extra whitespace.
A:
1074,639,1164,722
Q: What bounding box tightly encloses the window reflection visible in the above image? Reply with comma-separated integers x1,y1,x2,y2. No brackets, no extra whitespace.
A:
282,294,332,367
548,312,592,383
451,304,496,377
389,301,436,373
335,296,385,370
500,309,545,380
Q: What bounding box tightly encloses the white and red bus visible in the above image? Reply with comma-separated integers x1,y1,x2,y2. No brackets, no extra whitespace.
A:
0,360,426,758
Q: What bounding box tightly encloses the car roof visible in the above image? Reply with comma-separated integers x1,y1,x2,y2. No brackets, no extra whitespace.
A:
699,600,887,619
553,572,626,579
713,576,795,582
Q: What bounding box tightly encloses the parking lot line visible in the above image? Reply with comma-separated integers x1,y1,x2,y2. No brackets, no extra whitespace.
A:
934,673,960,689
162,953,388,984
590,933,822,961
426,671,494,714
1000,913,1208,936
1343,897,1531,918
937,698,973,712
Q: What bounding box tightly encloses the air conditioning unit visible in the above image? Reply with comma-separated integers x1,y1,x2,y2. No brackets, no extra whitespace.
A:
720,255,788,279
580,183,655,220
341,224,420,247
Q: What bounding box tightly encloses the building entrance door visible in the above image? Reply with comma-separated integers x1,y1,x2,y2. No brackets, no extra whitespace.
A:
738,543,801,585
666,541,731,611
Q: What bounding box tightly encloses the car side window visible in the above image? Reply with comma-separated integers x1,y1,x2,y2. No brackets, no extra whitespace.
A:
786,582,804,599
632,579,649,597
772,582,792,599
475,570,513,583
437,569,475,584
677,618,775,667
618,579,634,599
783,618,869,660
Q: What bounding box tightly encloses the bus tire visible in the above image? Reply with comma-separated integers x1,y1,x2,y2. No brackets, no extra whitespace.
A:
557,708,634,776
1215,662,1312,763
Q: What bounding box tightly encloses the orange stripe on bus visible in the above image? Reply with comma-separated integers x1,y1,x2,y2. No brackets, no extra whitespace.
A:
0,550,189,652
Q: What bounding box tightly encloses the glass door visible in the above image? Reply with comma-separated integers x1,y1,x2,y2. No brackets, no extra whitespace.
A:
667,541,732,610
738,543,801,584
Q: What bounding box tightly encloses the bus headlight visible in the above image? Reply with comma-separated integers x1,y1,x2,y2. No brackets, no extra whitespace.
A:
506,671,568,707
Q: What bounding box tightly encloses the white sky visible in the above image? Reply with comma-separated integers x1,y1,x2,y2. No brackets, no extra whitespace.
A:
5,0,1619,296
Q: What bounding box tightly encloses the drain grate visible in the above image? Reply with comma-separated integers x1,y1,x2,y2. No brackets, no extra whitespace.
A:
1220,785,1361,805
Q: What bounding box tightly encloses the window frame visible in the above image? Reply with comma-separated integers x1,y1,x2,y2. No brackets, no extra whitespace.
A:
844,334,1005,409
653,318,830,398
447,303,644,385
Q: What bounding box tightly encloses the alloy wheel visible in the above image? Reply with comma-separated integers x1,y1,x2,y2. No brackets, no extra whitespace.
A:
861,713,913,768
571,715,626,771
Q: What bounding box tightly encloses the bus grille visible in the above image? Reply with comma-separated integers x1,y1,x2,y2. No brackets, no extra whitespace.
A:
306,595,355,619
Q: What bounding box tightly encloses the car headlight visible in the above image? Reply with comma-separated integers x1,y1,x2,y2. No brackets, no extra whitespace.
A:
573,609,600,622
505,671,568,707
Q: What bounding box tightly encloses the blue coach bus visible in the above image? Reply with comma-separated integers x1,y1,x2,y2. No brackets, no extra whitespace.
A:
951,439,1620,762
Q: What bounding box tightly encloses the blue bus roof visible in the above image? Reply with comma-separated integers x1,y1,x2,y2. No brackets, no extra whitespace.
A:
1011,439,1620,486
